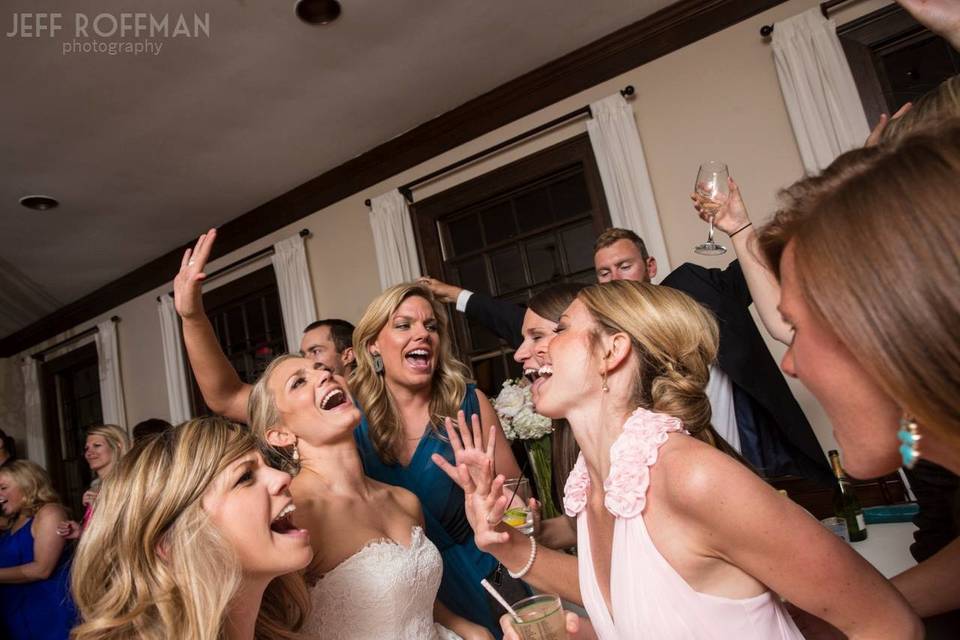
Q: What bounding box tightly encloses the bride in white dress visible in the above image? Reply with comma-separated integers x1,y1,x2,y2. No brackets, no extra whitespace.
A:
248,355,491,639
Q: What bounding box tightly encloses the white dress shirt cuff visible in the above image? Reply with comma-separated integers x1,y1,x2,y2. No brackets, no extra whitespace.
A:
455,289,474,313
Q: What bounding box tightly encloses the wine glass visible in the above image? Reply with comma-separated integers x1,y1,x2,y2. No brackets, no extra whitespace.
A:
694,161,729,256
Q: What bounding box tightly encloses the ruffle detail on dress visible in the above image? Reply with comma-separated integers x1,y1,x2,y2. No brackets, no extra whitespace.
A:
562,407,687,519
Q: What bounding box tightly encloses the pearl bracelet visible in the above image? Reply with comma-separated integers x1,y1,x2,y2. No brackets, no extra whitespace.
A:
508,535,537,579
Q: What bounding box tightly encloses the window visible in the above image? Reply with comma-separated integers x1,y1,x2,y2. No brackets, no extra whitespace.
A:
187,265,287,415
413,134,610,396
839,4,959,125
41,343,102,518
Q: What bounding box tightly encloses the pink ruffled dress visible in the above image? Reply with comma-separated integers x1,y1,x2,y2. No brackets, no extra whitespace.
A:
563,408,803,640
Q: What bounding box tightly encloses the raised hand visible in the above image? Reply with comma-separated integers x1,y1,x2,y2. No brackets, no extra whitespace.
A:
690,177,749,236
897,0,960,50
417,276,463,304
173,228,217,320
431,410,511,551
865,102,913,147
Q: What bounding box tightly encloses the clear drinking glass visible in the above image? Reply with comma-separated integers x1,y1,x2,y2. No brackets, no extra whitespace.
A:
510,594,569,640
502,477,534,535
694,161,729,256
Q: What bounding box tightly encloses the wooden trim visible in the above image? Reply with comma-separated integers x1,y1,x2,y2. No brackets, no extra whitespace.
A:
0,0,788,356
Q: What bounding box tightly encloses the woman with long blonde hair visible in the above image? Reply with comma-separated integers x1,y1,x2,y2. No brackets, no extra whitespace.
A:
437,281,920,639
70,417,312,640
0,461,75,639
350,282,522,636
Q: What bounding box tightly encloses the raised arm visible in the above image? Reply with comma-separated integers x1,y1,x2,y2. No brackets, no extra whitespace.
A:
174,229,251,422
897,0,960,50
432,413,582,606
0,504,68,583
670,444,922,640
691,178,793,344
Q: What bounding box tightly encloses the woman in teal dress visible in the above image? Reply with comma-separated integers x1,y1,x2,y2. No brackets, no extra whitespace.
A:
351,283,526,637
0,461,76,640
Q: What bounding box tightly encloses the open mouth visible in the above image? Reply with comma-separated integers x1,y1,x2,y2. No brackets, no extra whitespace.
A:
531,365,553,393
319,387,347,411
404,348,433,372
270,504,298,534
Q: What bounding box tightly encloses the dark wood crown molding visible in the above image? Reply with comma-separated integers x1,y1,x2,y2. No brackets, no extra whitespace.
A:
0,0,786,357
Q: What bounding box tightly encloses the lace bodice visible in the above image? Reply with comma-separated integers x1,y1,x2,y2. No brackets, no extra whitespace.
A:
304,526,460,639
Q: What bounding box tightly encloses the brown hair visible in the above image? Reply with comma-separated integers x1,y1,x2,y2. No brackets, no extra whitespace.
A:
527,282,587,500
759,121,960,450
577,281,743,460
881,75,960,144
593,228,649,261
351,283,470,465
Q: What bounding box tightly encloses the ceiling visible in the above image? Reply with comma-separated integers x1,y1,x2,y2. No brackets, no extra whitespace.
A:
0,0,676,340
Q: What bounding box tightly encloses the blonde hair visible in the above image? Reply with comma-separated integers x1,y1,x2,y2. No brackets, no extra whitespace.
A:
0,460,61,520
881,75,960,143
70,417,309,640
351,283,470,464
759,121,960,452
247,354,302,472
86,424,131,471
578,281,742,459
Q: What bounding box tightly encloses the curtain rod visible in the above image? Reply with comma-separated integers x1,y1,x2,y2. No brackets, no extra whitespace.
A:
760,0,856,37
364,85,636,208
156,228,310,302
29,315,121,361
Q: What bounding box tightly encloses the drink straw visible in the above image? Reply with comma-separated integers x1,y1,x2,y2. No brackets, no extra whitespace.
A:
481,578,522,623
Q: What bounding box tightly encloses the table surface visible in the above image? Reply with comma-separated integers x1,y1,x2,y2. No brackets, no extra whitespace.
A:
849,521,918,578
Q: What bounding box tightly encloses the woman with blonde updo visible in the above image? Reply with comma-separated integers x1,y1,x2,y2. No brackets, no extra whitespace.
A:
437,281,920,639
70,417,312,640
0,461,75,639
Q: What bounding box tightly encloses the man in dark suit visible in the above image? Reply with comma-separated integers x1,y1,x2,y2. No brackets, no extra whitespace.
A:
421,182,832,486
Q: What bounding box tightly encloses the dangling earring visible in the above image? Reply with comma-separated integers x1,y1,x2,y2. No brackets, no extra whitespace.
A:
601,352,610,393
898,415,922,469
291,438,300,462
372,353,384,374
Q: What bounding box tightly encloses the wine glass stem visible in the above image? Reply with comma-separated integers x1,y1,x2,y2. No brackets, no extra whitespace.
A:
708,216,715,243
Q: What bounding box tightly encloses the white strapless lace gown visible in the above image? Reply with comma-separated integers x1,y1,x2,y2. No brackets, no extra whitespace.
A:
304,526,462,639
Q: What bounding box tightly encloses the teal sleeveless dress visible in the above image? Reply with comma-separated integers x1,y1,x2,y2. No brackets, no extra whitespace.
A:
354,384,521,637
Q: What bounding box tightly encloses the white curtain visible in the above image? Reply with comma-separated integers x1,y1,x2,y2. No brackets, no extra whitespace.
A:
587,93,672,277
369,189,422,290
772,7,870,174
272,234,318,354
20,357,46,467
95,320,127,428
157,295,192,424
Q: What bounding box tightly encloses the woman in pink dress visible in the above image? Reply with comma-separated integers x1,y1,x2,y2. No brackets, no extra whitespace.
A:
436,281,921,639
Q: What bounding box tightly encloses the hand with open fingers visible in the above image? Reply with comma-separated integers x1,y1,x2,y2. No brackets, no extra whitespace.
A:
896,0,960,49
56,520,81,540
431,410,511,552
173,228,217,320
690,176,750,236
500,611,590,639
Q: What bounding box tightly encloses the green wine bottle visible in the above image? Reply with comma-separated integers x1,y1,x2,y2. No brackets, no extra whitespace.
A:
828,450,868,542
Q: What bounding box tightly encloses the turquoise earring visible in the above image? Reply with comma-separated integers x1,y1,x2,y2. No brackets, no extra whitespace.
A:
897,416,921,469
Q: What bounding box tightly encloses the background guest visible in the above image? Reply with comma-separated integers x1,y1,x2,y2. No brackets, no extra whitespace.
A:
131,418,172,444
71,417,312,640
0,429,16,470
57,424,130,540
0,461,76,640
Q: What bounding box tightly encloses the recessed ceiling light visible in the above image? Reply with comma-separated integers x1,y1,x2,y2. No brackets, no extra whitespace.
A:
19,195,59,211
295,0,341,25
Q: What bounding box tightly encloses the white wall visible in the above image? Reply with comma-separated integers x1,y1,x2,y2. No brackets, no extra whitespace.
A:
1,0,895,463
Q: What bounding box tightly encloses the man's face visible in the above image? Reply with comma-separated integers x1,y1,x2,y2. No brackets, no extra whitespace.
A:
299,325,344,376
594,239,655,283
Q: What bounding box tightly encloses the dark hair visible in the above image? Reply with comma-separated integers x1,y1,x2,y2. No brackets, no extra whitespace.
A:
528,283,587,324
593,228,649,261
302,318,355,353
527,282,588,501
131,419,173,444
0,428,17,462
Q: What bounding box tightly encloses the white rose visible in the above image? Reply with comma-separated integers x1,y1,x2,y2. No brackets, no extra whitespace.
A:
494,382,525,419
513,406,553,440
